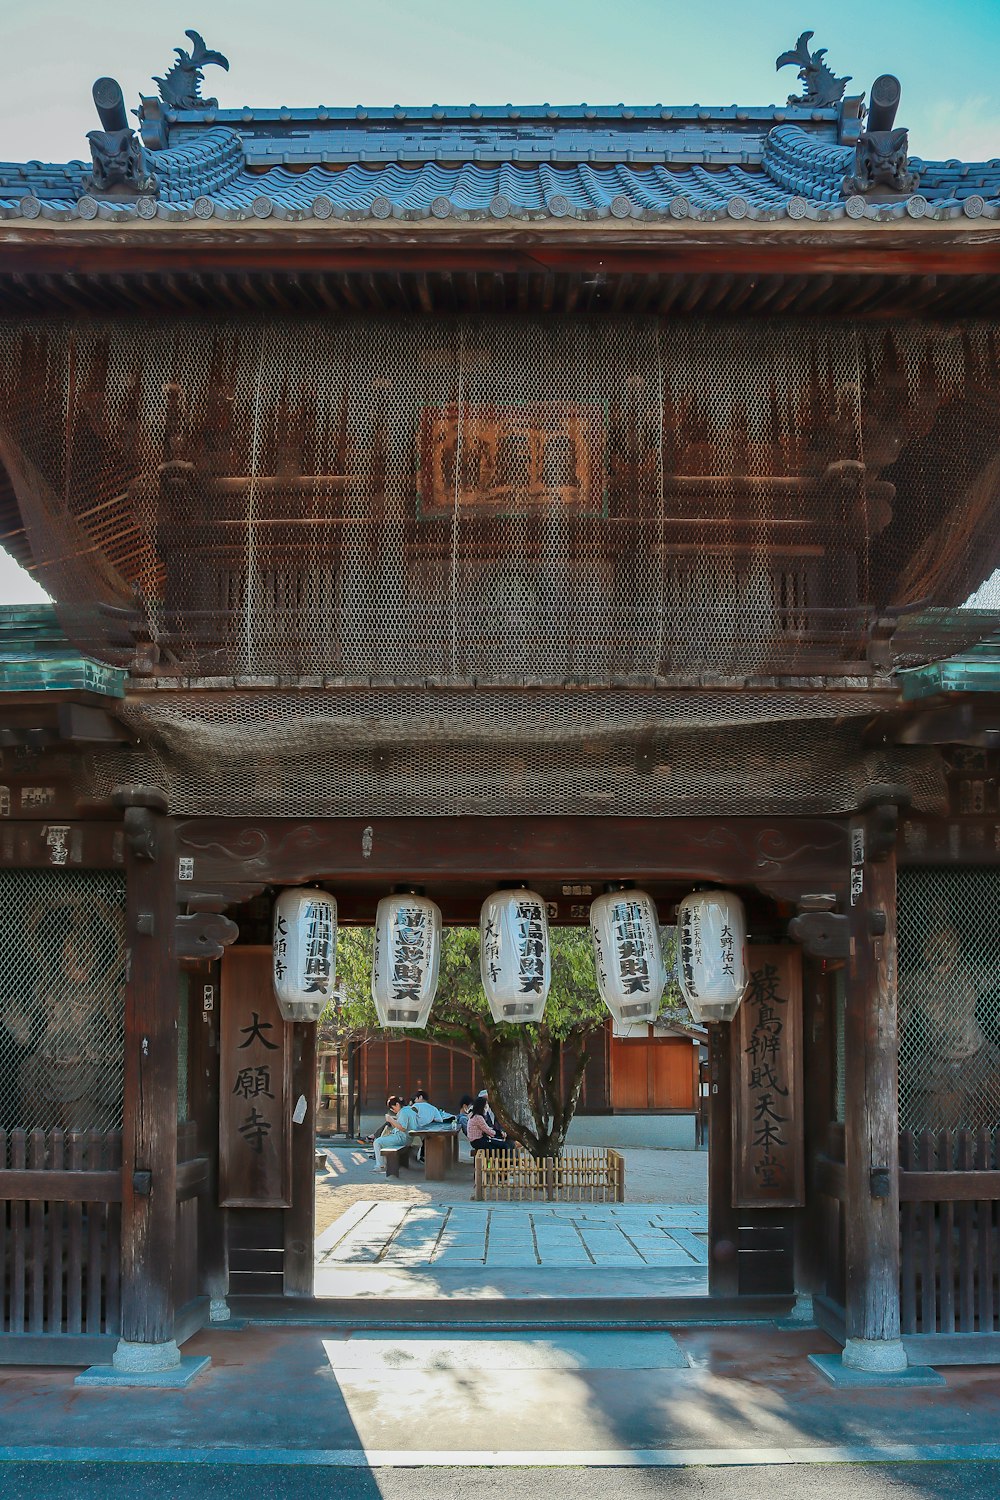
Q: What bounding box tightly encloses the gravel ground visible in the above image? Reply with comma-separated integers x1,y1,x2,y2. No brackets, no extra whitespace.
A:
314,1140,707,1236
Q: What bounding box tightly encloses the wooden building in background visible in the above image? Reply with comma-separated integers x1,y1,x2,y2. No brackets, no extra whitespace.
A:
0,29,997,1379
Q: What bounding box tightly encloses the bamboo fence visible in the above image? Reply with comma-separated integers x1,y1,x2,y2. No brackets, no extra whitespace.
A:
474,1145,625,1203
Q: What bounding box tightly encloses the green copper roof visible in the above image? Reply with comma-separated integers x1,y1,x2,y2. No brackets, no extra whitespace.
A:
0,605,125,698
900,619,1000,701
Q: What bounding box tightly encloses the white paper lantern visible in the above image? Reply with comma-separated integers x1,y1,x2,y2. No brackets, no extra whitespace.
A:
272,888,337,1023
480,889,550,1023
372,893,441,1029
590,888,666,1025
676,890,748,1023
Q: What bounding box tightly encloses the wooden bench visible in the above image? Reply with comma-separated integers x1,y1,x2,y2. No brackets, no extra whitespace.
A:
381,1143,411,1177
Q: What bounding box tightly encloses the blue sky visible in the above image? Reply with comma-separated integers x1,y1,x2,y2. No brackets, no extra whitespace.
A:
1,0,999,163
0,0,997,605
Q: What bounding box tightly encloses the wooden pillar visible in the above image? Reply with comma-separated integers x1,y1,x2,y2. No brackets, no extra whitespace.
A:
843,815,905,1372
114,786,181,1372
190,962,230,1321
283,1022,317,1297
707,1023,739,1295
795,958,835,1317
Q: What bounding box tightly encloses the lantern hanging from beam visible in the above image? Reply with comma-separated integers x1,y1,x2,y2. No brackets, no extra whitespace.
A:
480,888,551,1023
590,888,666,1025
272,888,337,1022
676,890,748,1024
372,892,441,1029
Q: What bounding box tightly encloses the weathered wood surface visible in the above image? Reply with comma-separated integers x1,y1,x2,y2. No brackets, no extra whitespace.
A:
899,1128,1000,1336
707,1022,739,1296
844,835,901,1346
283,1021,317,1297
3,231,1000,279
178,816,849,905
0,822,122,867
732,945,804,1209
118,792,179,1347
189,965,228,1307
0,1128,121,1336
219,947,292,1209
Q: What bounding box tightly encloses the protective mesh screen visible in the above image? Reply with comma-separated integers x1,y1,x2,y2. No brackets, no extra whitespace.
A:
899,868,1000,1134
0,870,125,1134
80,688,946,818
1,315,998,681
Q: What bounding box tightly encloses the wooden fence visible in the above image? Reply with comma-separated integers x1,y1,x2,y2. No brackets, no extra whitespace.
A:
0,1128,122,1339
900,1128,1000,1336
474,1146,625,1203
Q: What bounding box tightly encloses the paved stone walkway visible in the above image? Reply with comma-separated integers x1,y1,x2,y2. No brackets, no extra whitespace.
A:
316,1200,708,1270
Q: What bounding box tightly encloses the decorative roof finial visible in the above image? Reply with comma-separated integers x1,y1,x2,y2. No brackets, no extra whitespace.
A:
154,29,229,111
776,30,850,108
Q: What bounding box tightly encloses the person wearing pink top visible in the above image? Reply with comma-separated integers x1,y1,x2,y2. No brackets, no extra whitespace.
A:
466,1097,515,1154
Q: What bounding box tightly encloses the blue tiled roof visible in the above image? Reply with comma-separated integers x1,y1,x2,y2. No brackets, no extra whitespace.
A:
2,118,999,225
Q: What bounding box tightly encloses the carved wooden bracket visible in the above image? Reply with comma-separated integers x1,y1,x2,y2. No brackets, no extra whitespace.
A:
123,806,158,863
175,911,240,965
787,910,851,959
859,783,911,864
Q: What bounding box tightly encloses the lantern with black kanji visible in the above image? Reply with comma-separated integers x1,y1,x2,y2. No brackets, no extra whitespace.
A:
676,890,748,1023
372,892,441,1029
590,887,665,1025
272,888,337,1022
480,888,550,1023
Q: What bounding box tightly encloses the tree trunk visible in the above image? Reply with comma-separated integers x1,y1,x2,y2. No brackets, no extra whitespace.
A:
475,1029,594,1159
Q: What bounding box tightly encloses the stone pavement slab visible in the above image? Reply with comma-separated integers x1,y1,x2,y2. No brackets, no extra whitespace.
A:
316,1200,710,1280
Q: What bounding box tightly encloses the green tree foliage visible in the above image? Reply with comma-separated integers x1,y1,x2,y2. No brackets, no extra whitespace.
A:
332,926,610,1158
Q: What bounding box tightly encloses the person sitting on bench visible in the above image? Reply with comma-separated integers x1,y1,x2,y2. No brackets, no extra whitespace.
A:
372,1095,416,1171
466,1096,515,1154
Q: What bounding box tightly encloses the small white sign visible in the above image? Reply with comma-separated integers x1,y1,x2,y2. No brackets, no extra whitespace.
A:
292,1094,308,1125
850,866,864,906
202,985,215,1012
178,856,194,881
851,827,865,867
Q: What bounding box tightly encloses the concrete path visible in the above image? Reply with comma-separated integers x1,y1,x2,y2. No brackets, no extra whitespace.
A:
3,1324,1000,1475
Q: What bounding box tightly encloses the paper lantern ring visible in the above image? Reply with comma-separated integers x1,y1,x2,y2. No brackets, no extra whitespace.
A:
272,888,337,1023
676,889,748,1023
372,891,442,1029
480,888,551,1023
589,887,666,1026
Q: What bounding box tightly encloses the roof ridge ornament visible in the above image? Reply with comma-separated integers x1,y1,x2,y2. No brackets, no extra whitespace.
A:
154,29,229,110
776,30,850,108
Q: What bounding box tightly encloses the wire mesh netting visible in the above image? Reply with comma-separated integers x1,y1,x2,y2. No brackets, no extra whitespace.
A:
1,314,998,683
0,870,125,1134
898,867,1000,1134
80,687,947,819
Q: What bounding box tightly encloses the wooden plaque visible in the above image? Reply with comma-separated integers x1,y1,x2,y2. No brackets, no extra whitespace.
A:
220,946,292,1208
732,945,804,1209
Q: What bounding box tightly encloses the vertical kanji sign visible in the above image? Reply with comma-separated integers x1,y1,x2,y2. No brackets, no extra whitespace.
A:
220,947,293,1207
732,945,804,1208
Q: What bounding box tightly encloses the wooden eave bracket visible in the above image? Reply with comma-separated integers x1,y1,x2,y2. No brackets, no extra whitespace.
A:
175,909,239,965
788,909,850,959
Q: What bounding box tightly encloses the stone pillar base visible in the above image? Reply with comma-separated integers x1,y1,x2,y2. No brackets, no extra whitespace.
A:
842,1336,907,1374
209,1297,231,1323
112,1337,181,1374
789,1293,814,1324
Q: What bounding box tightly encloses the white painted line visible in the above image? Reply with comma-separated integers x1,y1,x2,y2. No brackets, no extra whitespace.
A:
4,1444,1000,1468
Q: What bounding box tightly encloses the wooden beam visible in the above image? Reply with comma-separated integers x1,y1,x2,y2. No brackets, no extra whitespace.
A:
0,1170,120,1201
177,815,849,904
899,1170,1000,1202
